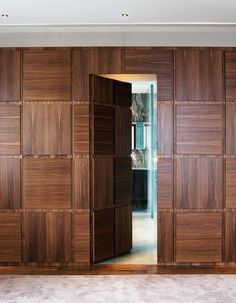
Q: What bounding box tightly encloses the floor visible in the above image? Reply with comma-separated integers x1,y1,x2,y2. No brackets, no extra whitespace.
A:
1,275,236,303
102,211,157,264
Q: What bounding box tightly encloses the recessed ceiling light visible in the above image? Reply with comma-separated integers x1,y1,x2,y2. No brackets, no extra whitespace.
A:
1,14,8,18
121,13,128,17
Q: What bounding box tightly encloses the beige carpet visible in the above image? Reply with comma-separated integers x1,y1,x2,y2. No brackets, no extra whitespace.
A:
0,275,235,303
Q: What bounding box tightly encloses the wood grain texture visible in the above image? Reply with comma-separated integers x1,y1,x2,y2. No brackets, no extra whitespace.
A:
115,205,132,255
23,50,71,101
0,213,21,262
226,103,236,154
158,211,173,263
0,49,21,102
124,48,174,101
114,157,132,205
225,212,236,262
0,158,21,209
23,104,71,155
90,75,113,104
23,159,72,209
74,157,90,209
74,105,90,154
226,158,236,208
176,212,222,263
176,157,223,209
0,106,21,155
114,80,132,107
73,48,123,101
73,210,90,263
158,158,173,209
226,51,236,101
93,105,114,154
93,157,113,210
115,106,131,155
176,105,223,155
158,103,173,155
175,49,224,101
93,209,114,263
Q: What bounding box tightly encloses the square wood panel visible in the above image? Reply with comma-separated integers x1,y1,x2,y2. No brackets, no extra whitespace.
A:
90,75,113,105
158,158,173,209
176,105,223,155
115,106,131,155
93,157,113,210
23,158,72,209
0,158,21,209
113,80,132,107
158,211,174,263
74,105,90,154
176,157,223,209
0,106,21,155
226,103,236,154
226,158,236,208
176,49,224,101
176,212,222,263
23,50,71,101
225,212,236,262
75,157,90,209
158,103,173,155
73,48,123,101
23,104,71,155
226,51,236,101
0,49,21,102
0,213,21,262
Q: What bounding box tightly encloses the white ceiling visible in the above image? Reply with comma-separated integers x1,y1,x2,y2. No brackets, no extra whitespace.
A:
0,0,236,25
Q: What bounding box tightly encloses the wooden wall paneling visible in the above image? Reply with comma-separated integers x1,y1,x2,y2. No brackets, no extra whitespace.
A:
226,51,236,101
113,80,132,107
23,103,71,155
226,158,236,208
115,106,131,155
158,211,174,263
175,49,224,101
0,213,21,262
114,157,132,205
176,157,223,209
0,106,21,155
124,48,174,101
0,158,21,209
93,105,114,154
158,158,173,209
90,75,113,104
93,209,114,263
176,212,222,263
0,49,21,102
225,211,236,262
176,105,224,154
115,205,132,255
73,48,124,101
158,103,173,155
23,158,72,209
226,103,236,154
74,104,90,154
73,210,91,263
93,157,113,210
23,50,71,101
74,157,90,209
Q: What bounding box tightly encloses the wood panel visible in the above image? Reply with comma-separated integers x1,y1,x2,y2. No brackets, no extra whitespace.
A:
157,103,173,155
0,158,21,209
176,157,223,209
93,209,114,263
23,159,72,209
114,157,132,205
225,212,236,262
158,158,173,209
176,49,224,101
226,51,236,101
176,105,223,155
73,210,90,263
176,212,222,263
0,106,21,155
115,205,132,255
0,49,21,102
114,80,132,107
23,50,71,101
74,105,90,154
158,211,173,263
124,48,174,101
93,105,114,154
23,104,71,155
226,103,236,154
93,157,113,210
74,157,90,209
226,158,236,208
90,75,113,104
73,48,123,101
115,106,131,155
0,213,21,262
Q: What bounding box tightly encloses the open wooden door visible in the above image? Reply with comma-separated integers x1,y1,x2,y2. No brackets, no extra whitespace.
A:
90,75,132,263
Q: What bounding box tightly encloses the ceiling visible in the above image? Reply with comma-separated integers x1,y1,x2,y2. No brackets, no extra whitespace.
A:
0,0,236,25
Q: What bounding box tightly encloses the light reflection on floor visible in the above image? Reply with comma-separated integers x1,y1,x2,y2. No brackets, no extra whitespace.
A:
102,211,157,264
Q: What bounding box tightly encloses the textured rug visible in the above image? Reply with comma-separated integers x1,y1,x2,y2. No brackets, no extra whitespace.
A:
0,275,236,303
